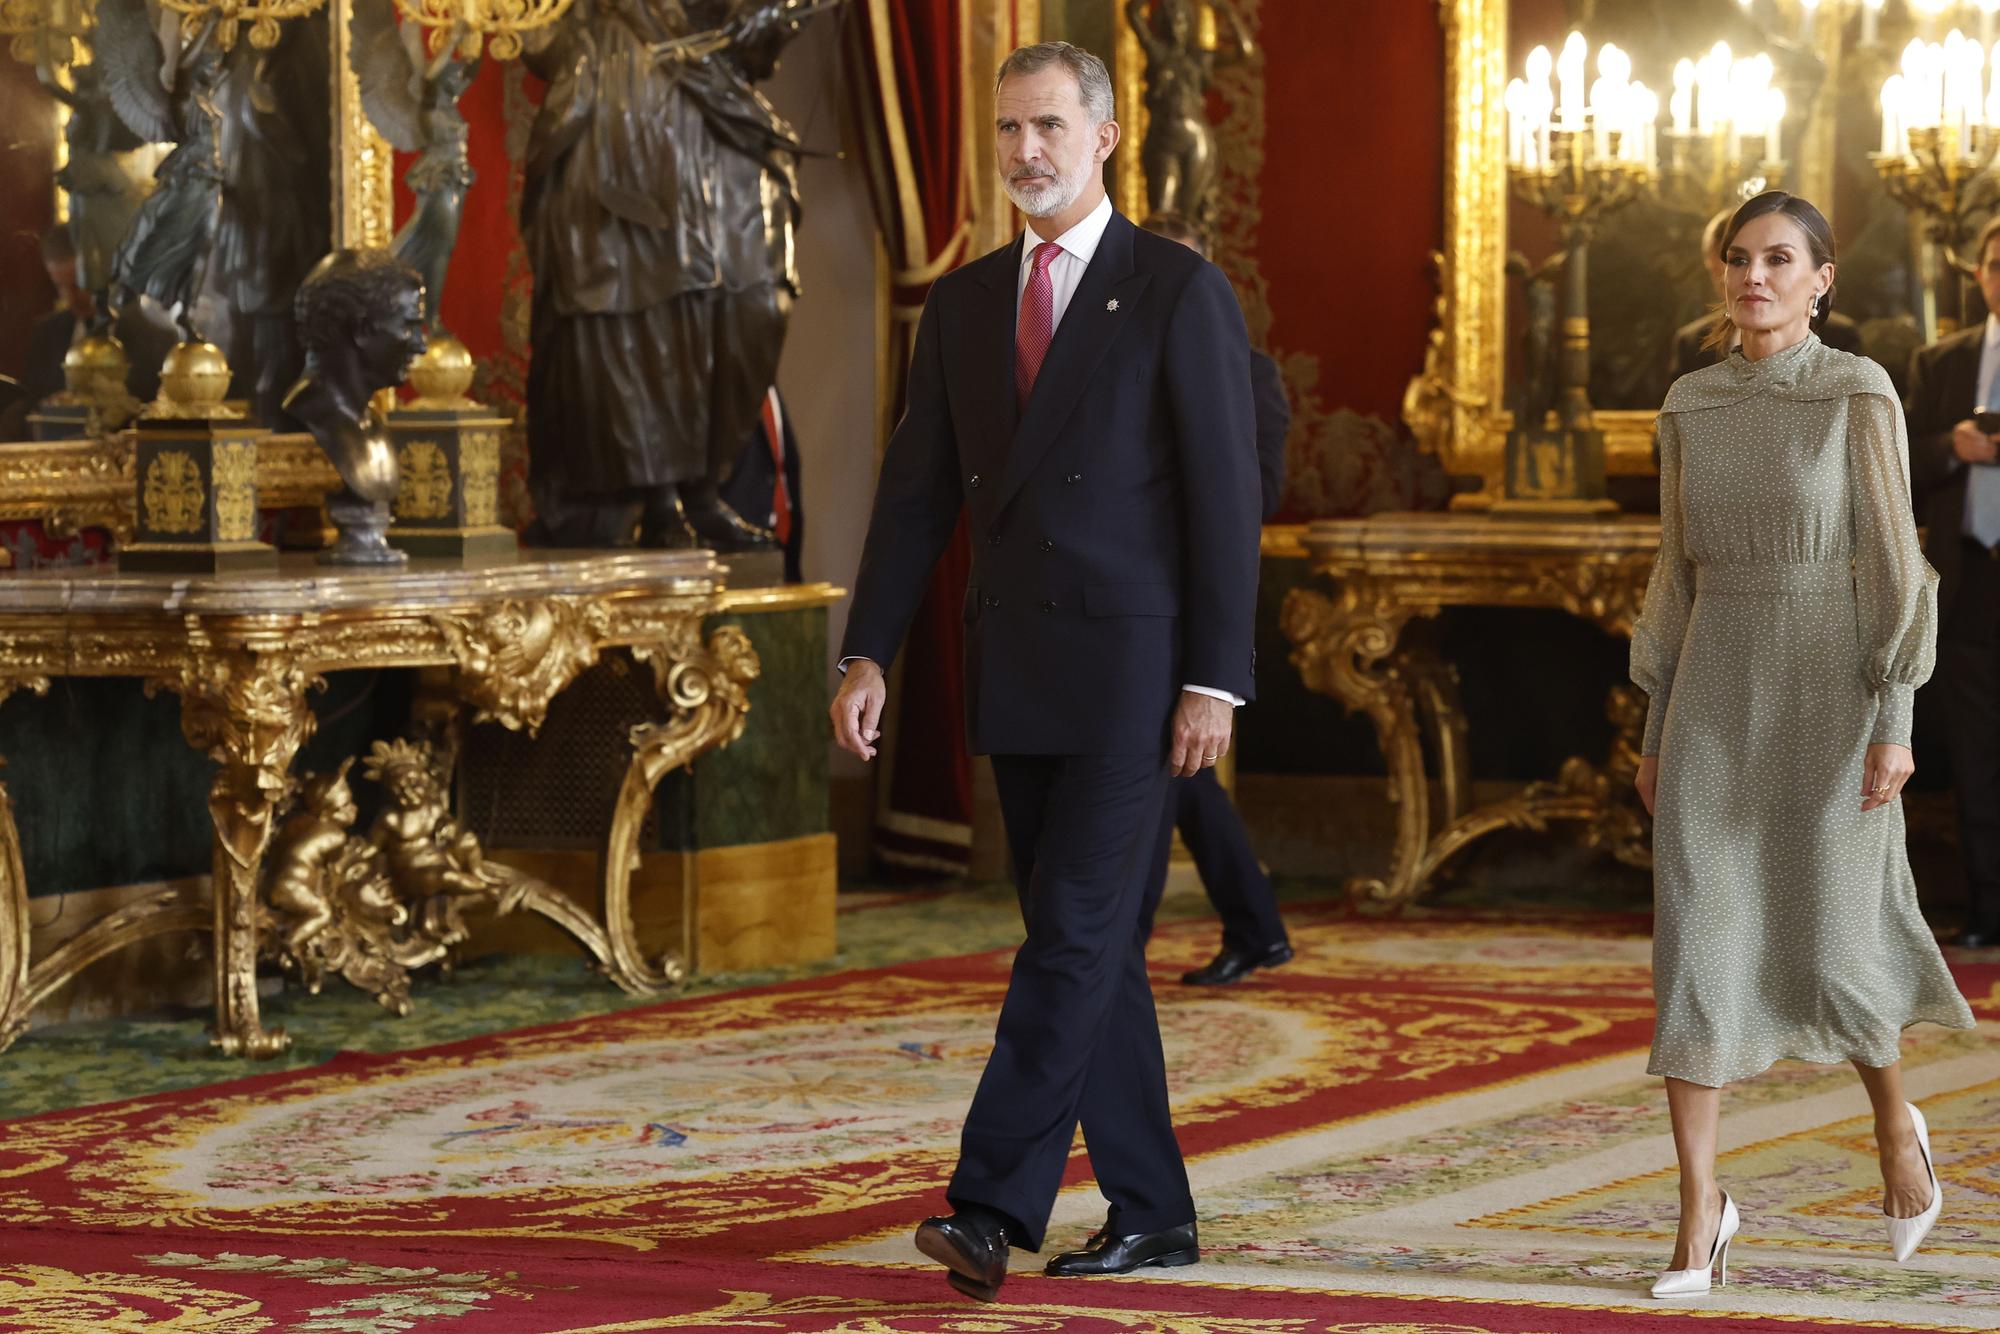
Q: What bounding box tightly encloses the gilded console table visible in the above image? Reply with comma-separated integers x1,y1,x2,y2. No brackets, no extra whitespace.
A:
1280,512,1661,908
0,551,759,1057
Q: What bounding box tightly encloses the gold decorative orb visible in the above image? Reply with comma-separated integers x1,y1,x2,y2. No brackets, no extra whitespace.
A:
153,340,233,416
408,334,477,407
63,332,128,398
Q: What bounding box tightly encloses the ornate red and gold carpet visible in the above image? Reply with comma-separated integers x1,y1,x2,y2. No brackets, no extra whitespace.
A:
1,907,1994,1332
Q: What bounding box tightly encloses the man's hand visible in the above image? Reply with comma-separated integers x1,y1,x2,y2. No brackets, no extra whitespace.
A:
1952,419,1998,465
830,659,886,761
1169,690,1233,778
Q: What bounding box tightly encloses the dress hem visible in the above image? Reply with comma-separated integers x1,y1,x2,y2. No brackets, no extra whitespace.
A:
1646,1009,1977,1088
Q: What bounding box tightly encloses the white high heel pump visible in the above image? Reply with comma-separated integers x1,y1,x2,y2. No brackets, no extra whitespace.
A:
1888,1102,1942,1263
1650,1191,1739,1298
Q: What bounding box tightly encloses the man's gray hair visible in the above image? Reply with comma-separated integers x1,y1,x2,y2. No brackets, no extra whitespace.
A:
996,42,1116,126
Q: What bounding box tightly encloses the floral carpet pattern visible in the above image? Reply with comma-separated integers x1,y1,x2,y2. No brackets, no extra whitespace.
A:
1,890,1995,1332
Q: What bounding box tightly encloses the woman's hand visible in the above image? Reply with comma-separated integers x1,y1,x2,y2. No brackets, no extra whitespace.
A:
1863,743,1915,812
1635,754,1659,816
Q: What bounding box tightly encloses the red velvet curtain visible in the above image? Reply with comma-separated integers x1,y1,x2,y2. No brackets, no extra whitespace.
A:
848,0,979,873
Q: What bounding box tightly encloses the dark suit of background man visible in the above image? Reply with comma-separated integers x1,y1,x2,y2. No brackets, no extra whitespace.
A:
1132,211,1292,984
830,43,1261,1304
1905,214,2000,950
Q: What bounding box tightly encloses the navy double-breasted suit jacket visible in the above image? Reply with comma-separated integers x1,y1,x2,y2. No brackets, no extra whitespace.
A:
842,210,1262,756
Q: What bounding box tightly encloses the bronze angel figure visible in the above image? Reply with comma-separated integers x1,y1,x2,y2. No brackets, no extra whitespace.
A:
34,35,153,333
349,0,480,333
95,0,227,343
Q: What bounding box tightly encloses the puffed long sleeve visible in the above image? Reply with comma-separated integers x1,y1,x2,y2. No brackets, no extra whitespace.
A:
1849,390,1941,747
1631,413,1695,756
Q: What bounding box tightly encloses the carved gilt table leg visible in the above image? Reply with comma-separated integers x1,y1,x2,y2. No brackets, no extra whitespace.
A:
1281,580,1432,907
600,624,761,992
1396,684,1655,890
157,651,323,1058
0,678,49,1051
1398,632,1473,826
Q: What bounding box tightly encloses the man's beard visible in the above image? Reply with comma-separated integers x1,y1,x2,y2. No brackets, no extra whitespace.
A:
1005,151,1093,219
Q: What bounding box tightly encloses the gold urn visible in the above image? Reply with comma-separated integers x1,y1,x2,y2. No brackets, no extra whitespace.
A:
148,340,241,420
407,333,478,410
63,332,129,401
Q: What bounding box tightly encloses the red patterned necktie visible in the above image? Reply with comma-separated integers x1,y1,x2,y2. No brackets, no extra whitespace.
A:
1016,240,1064,410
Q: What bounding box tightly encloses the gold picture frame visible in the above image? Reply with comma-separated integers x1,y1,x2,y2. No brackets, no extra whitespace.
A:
1409,0,1658,493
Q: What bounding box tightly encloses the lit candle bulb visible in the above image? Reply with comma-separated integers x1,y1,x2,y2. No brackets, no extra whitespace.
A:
1635,83,1659,171
1764,89,1785,164
1883,73,1906,155
1799,0,1817,45
1527,43,1553,166
1672,58,1694,135
1862,0,1884,47
1557,31,1586,128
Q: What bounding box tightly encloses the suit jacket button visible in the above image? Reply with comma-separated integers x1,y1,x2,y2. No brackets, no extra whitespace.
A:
969,474,983,488
1040,599,1056,612
1065,473,1082,484
988,532,1002,546
984,594,1001,608
1040,538,1054,552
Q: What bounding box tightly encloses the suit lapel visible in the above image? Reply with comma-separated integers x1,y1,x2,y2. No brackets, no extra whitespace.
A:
959,238,1023,489
994,212,1152,515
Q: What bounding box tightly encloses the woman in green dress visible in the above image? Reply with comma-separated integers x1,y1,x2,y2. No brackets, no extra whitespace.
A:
1631,191,1975,1298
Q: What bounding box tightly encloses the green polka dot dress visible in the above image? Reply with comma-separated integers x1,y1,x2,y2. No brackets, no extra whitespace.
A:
1632,332,1975,1088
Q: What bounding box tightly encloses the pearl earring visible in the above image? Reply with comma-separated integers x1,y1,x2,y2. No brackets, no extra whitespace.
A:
1812,293,1822,317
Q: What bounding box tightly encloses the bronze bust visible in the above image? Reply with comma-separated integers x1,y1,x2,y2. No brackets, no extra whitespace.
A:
282,249,429,564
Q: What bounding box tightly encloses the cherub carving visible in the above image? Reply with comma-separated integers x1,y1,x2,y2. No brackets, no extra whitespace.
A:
94,0,227,342
363,738,513,945
348,0,480,334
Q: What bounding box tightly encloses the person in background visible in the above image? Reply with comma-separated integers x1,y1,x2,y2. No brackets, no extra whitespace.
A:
721,385,804,582
1903,211,2000,949
1133,210,1291,985
0,228,173,439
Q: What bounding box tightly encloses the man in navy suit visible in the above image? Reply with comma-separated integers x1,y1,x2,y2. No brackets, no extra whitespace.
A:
1133,213,1292,984
830,42,1260,1304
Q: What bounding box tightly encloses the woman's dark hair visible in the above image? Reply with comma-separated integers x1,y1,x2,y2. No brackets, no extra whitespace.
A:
1702,190,1837,354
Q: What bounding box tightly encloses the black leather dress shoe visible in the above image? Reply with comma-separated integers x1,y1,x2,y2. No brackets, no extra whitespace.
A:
914,1206,1013,1302
1045,1221,1198,1276
1181,941,1293,986
1954,929,1996,950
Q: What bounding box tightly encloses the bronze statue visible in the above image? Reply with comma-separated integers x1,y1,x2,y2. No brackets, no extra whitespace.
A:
35,41,154,334
1125,0,1253,231
520,0,837,550
348,0,480,334
210,9,334,427
95,2,227,343
282,249,429,564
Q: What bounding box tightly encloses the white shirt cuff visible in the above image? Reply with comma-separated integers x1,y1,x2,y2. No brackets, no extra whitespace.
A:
1182,683,1245,708
836,656,874,674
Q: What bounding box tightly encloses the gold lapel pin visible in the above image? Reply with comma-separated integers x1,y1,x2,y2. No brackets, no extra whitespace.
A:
1107,299,1120,312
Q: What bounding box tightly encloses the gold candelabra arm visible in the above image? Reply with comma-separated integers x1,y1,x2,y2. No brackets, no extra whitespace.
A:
157,0,329,52
393,0,577,62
